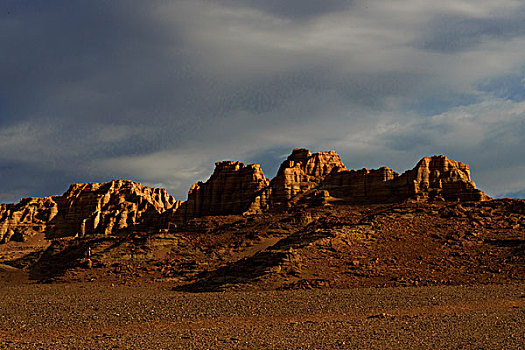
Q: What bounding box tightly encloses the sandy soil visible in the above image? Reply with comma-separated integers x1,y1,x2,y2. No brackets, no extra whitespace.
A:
1,281,523,349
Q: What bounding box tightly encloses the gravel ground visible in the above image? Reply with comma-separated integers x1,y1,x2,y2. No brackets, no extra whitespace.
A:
0,282,523,349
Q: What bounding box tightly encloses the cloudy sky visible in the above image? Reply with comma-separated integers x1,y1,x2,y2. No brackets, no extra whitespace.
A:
1,0,524,202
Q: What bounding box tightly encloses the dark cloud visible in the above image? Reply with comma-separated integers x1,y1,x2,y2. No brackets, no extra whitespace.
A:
478,72,525,102
219,0,353,19
0,161,76,202
0,0,525,202
406,92,481,116
416,11,525,53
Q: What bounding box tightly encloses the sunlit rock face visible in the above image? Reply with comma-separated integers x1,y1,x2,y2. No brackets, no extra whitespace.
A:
0,196,58,243
0,180,179,242
324,155,489,203
269,148,347,208
170,161,270,223
0,149,489,241
393,155,489,201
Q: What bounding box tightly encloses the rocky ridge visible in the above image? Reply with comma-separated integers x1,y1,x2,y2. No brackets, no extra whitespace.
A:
0,180,179,243
164,148,488,225
324,154,487,203
1,149,489,243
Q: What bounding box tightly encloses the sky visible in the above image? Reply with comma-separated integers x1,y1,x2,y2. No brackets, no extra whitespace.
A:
1,0,525,202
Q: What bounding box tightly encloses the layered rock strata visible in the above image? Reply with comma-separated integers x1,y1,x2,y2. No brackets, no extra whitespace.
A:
269,148,347,208
170,149,487,224
0,197,59,243
0,180,179,242
49,180,180,238
0,149,489,241
323,167,399,202
395,155,488,201
169,161,270,223
323,155,488,202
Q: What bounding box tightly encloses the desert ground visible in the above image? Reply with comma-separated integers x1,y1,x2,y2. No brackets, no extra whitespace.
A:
0,272,523,349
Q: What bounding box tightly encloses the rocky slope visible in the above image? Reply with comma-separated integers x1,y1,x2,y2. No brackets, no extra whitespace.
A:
167,199,523,292
2,199,521,289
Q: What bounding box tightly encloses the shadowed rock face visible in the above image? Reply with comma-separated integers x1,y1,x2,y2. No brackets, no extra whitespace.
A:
0,180,179,242
0,149,489,241
323,167,399,202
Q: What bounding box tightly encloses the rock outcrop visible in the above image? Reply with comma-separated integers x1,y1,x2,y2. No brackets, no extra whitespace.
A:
0,149,490,241
394,155,488,201
49,180,180,238
0,197,59,243
323,167,399,202
169,161,270,223
323,155,489,202
0,180,179,243
269,148,347,208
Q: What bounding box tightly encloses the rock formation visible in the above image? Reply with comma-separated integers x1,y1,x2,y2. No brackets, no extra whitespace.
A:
394,155,488,201
0,196,59,243
269,148,347,208
169,161,270,223
0,180,179,243
323,155,488,202
0,149,490,241
49,180,180,238
323,167,398,202
169,149,487,224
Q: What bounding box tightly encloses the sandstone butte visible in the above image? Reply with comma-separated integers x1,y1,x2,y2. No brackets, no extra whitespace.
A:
0,149,489,243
